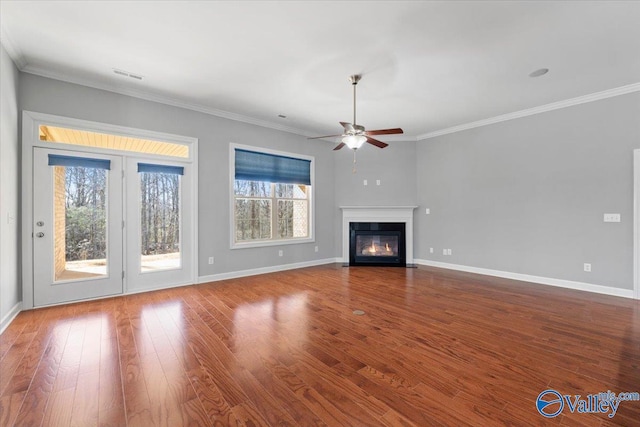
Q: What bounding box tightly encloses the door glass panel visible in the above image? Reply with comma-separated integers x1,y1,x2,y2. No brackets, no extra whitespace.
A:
140,171,181,272
54,165,108,281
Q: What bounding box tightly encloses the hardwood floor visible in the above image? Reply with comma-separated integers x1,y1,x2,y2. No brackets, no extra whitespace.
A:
1,264,639,426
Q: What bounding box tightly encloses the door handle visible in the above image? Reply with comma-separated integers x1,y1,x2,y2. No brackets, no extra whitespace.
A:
36,232,45,238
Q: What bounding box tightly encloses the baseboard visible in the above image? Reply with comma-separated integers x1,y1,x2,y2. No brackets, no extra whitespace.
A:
0,302,23,334
198,258,340,284
414,259,635,299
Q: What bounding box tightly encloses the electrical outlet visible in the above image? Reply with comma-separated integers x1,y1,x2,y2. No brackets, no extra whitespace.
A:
278,250,283,257
314,246,319,253
376,179,381,186
584,263,591,272
603,213,621,222
208,256,214,265
363,179,368,186
425,208,430,215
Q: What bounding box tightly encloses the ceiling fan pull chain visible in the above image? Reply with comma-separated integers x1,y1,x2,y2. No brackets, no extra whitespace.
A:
352,149,357,174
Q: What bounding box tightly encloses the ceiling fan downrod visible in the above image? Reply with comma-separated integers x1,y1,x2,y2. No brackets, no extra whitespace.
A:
349,74,361,128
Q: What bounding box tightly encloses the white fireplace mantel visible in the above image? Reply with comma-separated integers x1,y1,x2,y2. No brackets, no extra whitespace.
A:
340,206,418,264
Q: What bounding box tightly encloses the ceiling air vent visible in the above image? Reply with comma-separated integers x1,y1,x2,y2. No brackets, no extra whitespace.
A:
113,68,144,81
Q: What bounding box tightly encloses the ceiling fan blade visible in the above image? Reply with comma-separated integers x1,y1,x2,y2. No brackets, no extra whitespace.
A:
340,122,355,132
365,136,388,149
365,128,404,136
307,134,343,140
333,142,346,151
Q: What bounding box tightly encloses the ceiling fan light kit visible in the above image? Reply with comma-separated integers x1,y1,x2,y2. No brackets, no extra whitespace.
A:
343,134,367,149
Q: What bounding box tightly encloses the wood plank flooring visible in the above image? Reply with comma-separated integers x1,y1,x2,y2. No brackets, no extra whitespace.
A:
1,264,639,426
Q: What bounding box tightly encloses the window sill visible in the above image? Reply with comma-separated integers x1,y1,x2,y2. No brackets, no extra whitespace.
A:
231,236,314,250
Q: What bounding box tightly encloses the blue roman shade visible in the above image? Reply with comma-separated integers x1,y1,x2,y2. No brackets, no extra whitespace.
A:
48,154,110,170
137,163,184,175
234,148,311,185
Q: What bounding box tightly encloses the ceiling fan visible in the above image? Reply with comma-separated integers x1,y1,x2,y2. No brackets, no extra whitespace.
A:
308,74,403,151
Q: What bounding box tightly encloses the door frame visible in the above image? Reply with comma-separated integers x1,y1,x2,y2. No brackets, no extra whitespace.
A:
634,149,640,300
22,111,199,309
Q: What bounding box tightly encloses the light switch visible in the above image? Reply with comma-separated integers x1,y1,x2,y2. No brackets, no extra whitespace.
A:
363,180,368,186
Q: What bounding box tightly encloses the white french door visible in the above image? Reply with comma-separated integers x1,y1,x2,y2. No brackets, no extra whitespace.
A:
32,149,194,307
33,147,123,306
125,157,194,292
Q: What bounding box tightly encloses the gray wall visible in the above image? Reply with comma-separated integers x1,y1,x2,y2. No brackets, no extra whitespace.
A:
415,92,640,290
333,141,417,254
0,43,21,325
11,68,640,306
19,73,336,277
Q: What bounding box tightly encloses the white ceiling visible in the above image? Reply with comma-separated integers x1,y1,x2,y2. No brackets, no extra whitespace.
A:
2,1,639,141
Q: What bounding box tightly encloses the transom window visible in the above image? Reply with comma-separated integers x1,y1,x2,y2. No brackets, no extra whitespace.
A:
39,124,190,159
231,145,313,247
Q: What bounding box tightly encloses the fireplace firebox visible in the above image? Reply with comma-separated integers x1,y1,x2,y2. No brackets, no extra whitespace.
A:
349,222,406,267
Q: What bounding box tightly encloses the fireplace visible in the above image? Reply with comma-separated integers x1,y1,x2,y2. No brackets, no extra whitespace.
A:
349,222,406,267
341,206,417,266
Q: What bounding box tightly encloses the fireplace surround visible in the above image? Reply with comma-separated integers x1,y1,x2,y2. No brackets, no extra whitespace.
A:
340,206,417,267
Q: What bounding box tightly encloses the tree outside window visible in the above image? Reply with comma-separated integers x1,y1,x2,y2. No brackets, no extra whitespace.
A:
234,180,309,243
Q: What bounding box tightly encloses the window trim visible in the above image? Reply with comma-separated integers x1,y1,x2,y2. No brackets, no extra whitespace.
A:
229,143,314,249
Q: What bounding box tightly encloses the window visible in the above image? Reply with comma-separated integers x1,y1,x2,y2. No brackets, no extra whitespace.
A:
231,145,313,247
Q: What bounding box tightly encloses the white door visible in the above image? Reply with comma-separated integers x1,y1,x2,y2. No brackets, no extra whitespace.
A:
33,148,123,306
125,158,194,292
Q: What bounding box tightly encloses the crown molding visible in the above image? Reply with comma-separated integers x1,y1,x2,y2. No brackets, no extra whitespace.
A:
20,65,316,138
21,65,418,143
417,82,640,140
17,63,640,143
0,27,27,69
377,134,417,142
